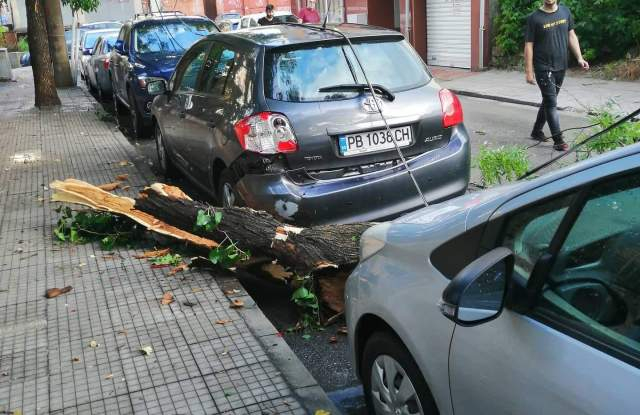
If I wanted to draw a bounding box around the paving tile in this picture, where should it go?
[0,85,312,414]
[204,361,293,413]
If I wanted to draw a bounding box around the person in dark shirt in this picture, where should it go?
[525,0,589,151]
[258,4,278,26]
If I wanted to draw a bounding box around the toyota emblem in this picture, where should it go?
[362,96,383,113]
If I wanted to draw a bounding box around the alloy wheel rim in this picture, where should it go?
[222,183,235,207]
[370,355,423,415]
[156,127,167,172]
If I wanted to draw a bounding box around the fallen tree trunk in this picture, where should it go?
[136,186,373,275]
[51,179,376,314]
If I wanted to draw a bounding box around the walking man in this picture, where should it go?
[525,0,589,151]
[258,4,278,26]
[298,0,320,24]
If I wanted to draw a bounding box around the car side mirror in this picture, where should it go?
[83,48,92,56]
[439,247,513,327]
[147,79,167,96]
[114,40,124,54]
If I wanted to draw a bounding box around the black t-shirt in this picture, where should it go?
[258,16,279,26]
[525,6,574,71]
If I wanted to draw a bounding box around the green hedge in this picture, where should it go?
[494,0,640,63]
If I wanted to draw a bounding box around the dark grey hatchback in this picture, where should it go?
[150,24,470,225]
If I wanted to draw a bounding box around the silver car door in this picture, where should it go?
[449,154,640,415]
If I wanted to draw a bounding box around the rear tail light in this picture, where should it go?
[103,58,109,70]
[234,112,298,154]
[439,89,463,128]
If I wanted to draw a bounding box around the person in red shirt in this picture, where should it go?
[298,0,320,23]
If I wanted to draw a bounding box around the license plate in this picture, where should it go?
[338,126,412,157]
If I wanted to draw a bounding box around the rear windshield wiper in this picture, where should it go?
[318,83,395,102]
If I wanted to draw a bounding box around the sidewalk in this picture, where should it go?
[0,69,338,414]
[432,67,640,116]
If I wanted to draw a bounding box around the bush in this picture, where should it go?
[575,106,640,158]
[476,145,530,187]
[494,0,640,63]
[17,36,28,52]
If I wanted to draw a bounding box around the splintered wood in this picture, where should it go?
[50,179,218,249]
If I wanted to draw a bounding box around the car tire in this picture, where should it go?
[218,168,245,208]
[154,123,178,178]
[362,331,438,415]
[127,88,146,139]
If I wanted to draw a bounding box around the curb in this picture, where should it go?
[219,275,342,415]
[451,89,571,112]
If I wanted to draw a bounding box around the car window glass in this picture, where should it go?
[540,172,640,358]
[117,26,126,42]
[201,44,236,96]
[133,20,216,54]
[176,42,210,93]
[502,194,575,281]
[123,26,131,51]
[264,39,430,102]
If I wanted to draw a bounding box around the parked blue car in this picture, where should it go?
[109,13,218,138]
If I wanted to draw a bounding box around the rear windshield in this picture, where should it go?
[133,20,217,54]
[264,39,430,102]
[83,32,112,49]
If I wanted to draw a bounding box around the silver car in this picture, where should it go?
[347,142,640,414]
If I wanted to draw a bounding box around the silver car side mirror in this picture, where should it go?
[439,247,513,327]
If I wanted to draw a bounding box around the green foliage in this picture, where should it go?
[17,37,29,52]
[575,106,640,158]
[208,243,249,269]
[290,275,321,331]
[150,253,183,266]
[476,145,530,186]
[54,207,140,248]
[494,0,640,63]
[195,209,222,233]
[62,0,100,13]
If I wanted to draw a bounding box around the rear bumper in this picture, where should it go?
[236,124,471,225]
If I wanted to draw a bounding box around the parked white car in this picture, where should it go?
[347,141,640,414]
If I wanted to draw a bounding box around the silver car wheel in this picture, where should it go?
[371,355,424,415]
[222,182,236,207]
[156,126,167,172]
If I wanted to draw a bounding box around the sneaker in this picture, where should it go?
[553,141,569,151]
[530,130,549,141]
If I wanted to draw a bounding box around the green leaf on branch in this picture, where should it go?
[62,0,100,13]
[150,254,183,267]
[195,209,223,232]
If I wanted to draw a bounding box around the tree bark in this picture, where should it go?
[26,0,61,107]
[43,0,74,87]
[135,187,374,275]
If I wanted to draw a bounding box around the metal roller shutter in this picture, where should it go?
[426,0,471,69]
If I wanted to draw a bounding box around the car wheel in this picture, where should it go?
[362,332,438,415]
[127,88,146,139]
[218,168,245,208]
[154,123,178,178]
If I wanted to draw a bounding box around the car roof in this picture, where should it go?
[210,23,403,47]
[81,21,122,27]
[130,15,211,25]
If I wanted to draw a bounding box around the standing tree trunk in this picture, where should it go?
[26,0,61,107]
[43,0,74,87]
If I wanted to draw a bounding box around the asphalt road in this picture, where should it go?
[106,93,591,414]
